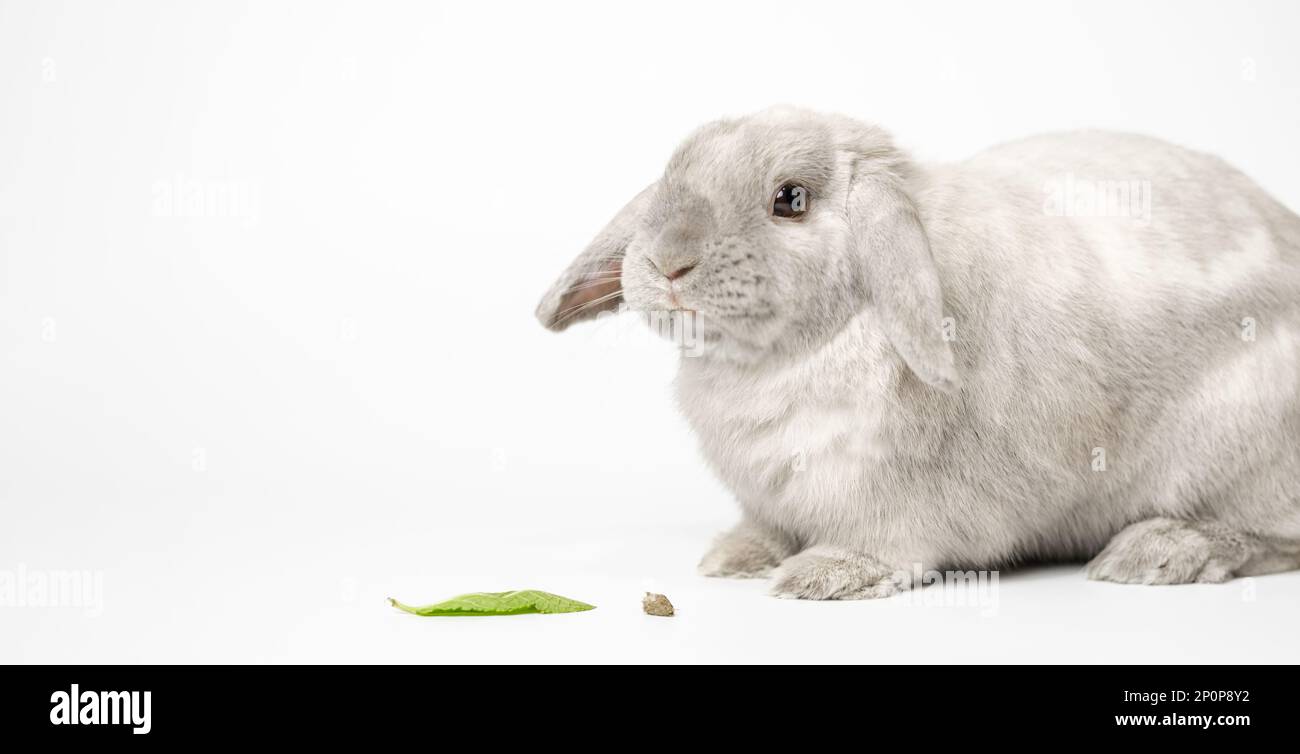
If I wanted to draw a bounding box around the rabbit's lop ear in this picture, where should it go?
[536,183,656,331]
[848,165,961,392]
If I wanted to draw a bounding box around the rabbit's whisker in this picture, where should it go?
[554,289,624,325]
[569,277,624,292]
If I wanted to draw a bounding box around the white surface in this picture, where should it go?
[3,0,1300,664]
[6,519,1300,664]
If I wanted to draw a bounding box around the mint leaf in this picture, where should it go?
[388,590,596,616]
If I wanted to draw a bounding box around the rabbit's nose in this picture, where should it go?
[665,262,696,281]
[651,256,698,282]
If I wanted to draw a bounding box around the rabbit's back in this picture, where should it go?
[929,130,1300,273]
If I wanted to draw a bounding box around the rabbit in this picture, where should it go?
[536,106,1300,599]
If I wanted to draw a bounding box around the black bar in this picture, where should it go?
[0,665,1289,742]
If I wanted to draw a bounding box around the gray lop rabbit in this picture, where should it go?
[537,106,1300,599]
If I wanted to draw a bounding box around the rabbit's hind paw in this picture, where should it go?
[1087,517,1258,585]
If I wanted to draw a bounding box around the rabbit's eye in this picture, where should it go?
[772,183,809,219]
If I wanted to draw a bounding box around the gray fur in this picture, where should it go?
[538,107,1300,599]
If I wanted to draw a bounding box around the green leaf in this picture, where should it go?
[387,590,596,616]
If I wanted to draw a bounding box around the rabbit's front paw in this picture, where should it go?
[770,546,910,600]
[698,520,795,578]
[1087,517,1255,585]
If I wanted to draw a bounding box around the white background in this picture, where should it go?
[3,0,1299,663]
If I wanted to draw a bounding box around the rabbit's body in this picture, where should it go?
[540,109,1300,598]
[685,131,1300,586]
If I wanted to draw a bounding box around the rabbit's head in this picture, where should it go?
[537,107,959,390]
